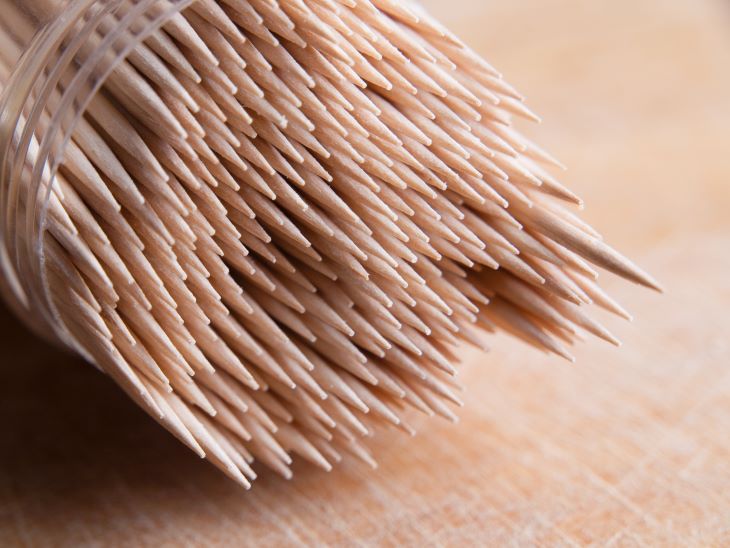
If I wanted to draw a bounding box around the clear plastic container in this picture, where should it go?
[0,0,192,356]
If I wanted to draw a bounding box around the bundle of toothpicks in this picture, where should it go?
[0,0,660,487]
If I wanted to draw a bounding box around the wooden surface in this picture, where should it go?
[2,0,730,545]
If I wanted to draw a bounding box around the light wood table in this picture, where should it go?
[1,0,729,545]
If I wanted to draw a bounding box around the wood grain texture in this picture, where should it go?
[1,0,729,545]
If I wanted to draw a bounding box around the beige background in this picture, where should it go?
[1,0,730,545]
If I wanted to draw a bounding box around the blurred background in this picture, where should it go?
[1,0,729,544]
